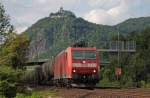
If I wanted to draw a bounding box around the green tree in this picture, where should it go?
[0,3,13,44]
[0,34,29,69]
[0,3,29,98]
[0,33,29,98]
[130,28,150,86]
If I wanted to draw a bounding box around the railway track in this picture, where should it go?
[56,88,150,98]
[20,85,150,98]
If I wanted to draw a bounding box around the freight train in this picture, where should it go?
[23,46,100,87]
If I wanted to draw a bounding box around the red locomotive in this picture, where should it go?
[53,47,100,87]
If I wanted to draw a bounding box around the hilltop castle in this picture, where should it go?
[49,7,75,18]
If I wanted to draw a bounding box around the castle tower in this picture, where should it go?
[59,7,64,13]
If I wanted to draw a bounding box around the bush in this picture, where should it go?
[0,80,16,98]
[137,80,150,88]
[0,66,22,98]
[145,82,150,88]
[139,80,146,88]
[121,77,134,88]
[97,67,120,87]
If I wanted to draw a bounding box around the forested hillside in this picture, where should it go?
[24,8,150,60]
[116,17,150,34]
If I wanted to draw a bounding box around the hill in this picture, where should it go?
[24,8,150,60]
[116,17,150,34]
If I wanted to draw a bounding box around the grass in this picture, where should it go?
[15,88,56,98]
[0,95,5,98]
[96,79,120,88]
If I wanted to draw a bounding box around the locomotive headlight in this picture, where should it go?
[93,69,96,73]
[73,69,76,73]
[83,61,86,64]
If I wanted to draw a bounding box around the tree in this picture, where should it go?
[0,34,29,69]
[0,3,29,98]
[0,33,29,98]
[0,3,13,44]
[135,28,150,82]
[126,27,150,87]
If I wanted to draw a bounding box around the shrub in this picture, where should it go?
[0,66,22,98]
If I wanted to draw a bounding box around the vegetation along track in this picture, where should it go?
[56,88,150,98]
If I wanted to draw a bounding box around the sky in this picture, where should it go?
[1,0,150,34]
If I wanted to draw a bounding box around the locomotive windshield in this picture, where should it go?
[72,50,96,59]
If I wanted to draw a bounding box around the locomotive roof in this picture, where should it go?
[70,47,97,51]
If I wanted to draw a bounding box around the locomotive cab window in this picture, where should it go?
[72,50,96,59]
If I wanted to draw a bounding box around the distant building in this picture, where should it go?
[49,7,75,18]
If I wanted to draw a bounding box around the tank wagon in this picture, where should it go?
[24,47,100,87]
[23,60,53,85]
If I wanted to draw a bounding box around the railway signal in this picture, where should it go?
[115,67,122,81]
[115,67,122,76]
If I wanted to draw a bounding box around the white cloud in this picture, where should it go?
[84,9,115,25]
[84,0,125,25]
[84,0,150,25]
[15,27,28,34]
[88,0,121,10]
[37,0,47,4]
